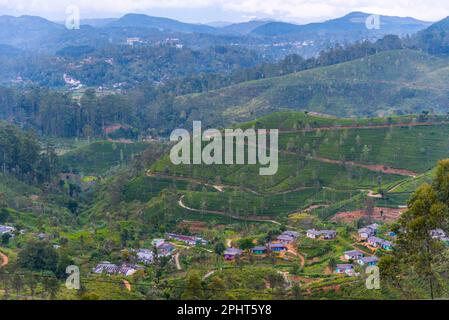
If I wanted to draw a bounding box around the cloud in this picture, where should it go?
[0,0,448,22]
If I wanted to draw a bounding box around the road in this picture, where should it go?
[179,195,298,229]
[312,156,418,177]
[174,253,182,271]
[123,280,132,292]
[0,251,8,268]
[203,270,216,280]
[148,171,314,197]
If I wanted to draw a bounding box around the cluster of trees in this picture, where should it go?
[413,17,449,54]
[0,242,73,300]
[0,122,57,183]
[380,160,449,299]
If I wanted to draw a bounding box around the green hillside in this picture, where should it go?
[173,50,449,127]
[121,112,447,221]
[60,140,152,175]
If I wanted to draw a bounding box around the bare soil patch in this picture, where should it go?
[332,207,406,223]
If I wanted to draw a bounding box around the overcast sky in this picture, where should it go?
[0,0,448,24]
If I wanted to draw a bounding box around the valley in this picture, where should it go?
[0,6,448,301]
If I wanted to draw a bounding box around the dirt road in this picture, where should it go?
[174,253,182,271]
[179,195,298,229]
[311,157,418,177]
[0,251,8,268]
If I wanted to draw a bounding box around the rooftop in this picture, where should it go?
[224,248,243,255]
[359,256,379,263]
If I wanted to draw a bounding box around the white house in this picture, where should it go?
[368,236,393,251]
[306,229,336,240]
[336,264,354,274]
[136,249,154,265]
[306,229,321,239]
[358,227,375,240]
[277,234,295,244]
[430,229,446,239]
[321,230,337,240]
[282,231,300,239]
[358,256,379,266]
[0,225,15,235]
[344,250,364,261]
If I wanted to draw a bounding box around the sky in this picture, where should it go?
[0,0,448,24]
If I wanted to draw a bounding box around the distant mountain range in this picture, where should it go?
[250,12,432,38]
[106,13,217,34]
[0,11,442,58]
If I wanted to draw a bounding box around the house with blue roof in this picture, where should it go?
[358,256,379,266]
[269,243,288,252]
[252,246,268,255]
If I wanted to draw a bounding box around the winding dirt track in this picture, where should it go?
[179,195,280,224]
[147,172,314,196]
[0,251,8,268]
[174,253,182,271]
[312,157,418,177]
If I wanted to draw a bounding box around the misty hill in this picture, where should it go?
[251,12,431,39]
[0,15,64,51]
[106,13,217,34]
[219,20,274,35]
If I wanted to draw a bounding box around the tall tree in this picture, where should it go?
[381,160,449,299]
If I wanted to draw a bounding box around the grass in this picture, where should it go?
[278,124,449,173]
[60,140,151,175]
[182,188,353,217]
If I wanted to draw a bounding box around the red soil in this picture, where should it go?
[332,207,406,223]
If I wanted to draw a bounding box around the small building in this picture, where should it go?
[0,225,15,235]
[150,239,175,256]
[117,264,143,277]
[166,233,208,246]
[269,243,288,252]
[306,229,321,239]
[93,262,142,276]
[136,249,154,265]
[336,264,354,274]
[381,240,393,251]
[321,230,337,240]
[430,229,447,239]
[277,234,295,244]
[252,246,268,255]
[368,236,393,251]
[358,227,375,240]
[344,250,364,261]
[158,242,175,256]
[93,262,118,275]
[367,236,384,248]
[37,233,48,240]
[307,229,336,240]
[152,239,166,247]
[358,256,379,266]
[366,224,380,232]
[282,231,300,239]
[224,248,243,261]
